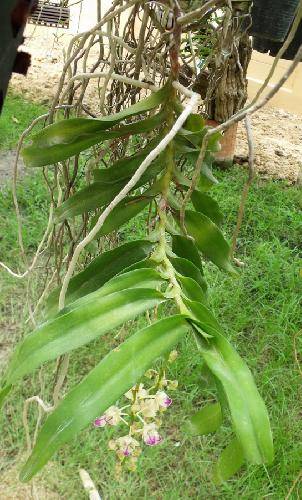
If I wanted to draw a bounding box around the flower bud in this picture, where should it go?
[167,379,178,390]
[168,350,178,363]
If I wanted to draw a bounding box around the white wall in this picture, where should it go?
[247,51,302,115]
[69,0,112,34]
[70,0,96,34]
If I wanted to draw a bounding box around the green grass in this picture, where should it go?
[0,93,46,149]
[0,96,301,498]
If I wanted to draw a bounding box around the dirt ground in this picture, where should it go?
[0,460,63,499]
[236,108,302,182]
[0,151,24,184]
[7,25,302,183]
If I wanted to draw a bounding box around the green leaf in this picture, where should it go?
[190,301,274,464]
[180,210,235,274]
[170,256,207,292]
[177,120,221,151]
[3,288,164,388]
[64,268,164,314]
[184,402,222,436]
[22,87,169,167]
[177,129,204,149]
[182,127,221,154]
[56,181,125,221]
[173,164,218,194]
[90,195,153,239]
[95,156,164,189]
[199,158,219,191]
[184,298,222,338]
[23,118,157,169]
[177,275,207,303]
[179,118,221,152]
[46,240,153,315]
[119,258,158,274]
[20,315,188,482]
[174,134,199,153]
[57,170,162,222]
[172,235,204,275]
[206,130,222,153]
[191,191,223,226]
[184,114,205,132]
[178,150,218,192]
[93,138,161,184]
[213,437,245,483]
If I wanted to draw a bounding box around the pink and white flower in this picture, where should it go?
[125,383,148,401]
[155,391,172,408]
[142,423,162,446]
[104,405,123,426]
[94,415,107,427]
[94,405,123,427]
[140,398,158,418]
[109,435,141,457]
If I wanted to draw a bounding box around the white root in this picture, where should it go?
[79,468,102,500]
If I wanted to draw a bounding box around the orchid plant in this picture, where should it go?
[0,80,273,484]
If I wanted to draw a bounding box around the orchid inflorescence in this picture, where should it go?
[93,350,178,471]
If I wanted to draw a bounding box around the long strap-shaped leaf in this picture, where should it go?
[3,287,164,389]
[22,87,169,167]
[46,240,154,315]
[172,235,204,275]
[92,138,161,184]
[170,257,207,292]
[191,191,223,226]
[184,402,223,436]
[90,195,153,241]
[19,315,188,482]
[94,158,164,193]
[56,180,125,220]
[22,113,164,168]
[55,180,126,221]
[56,156,164,221]
[177,275,207,303]
[213,437,245,483]
[63,268,164,314]
[187,301,274,464]
[183,298,222,338]
[177,210,235,274]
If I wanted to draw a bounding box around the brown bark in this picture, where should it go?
[206,33,252,122]
[205,32,252,164]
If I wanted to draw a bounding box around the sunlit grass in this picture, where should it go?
[0,93,46,150]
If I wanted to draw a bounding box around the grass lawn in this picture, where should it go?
[0,93,47,150]
[0,94,301,499]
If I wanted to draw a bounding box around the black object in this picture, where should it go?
[253,20,302,60]
[250,0,299,42]
[0,0,36,113]
[29,1,69,29]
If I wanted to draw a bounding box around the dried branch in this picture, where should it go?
[177,0,225,26]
